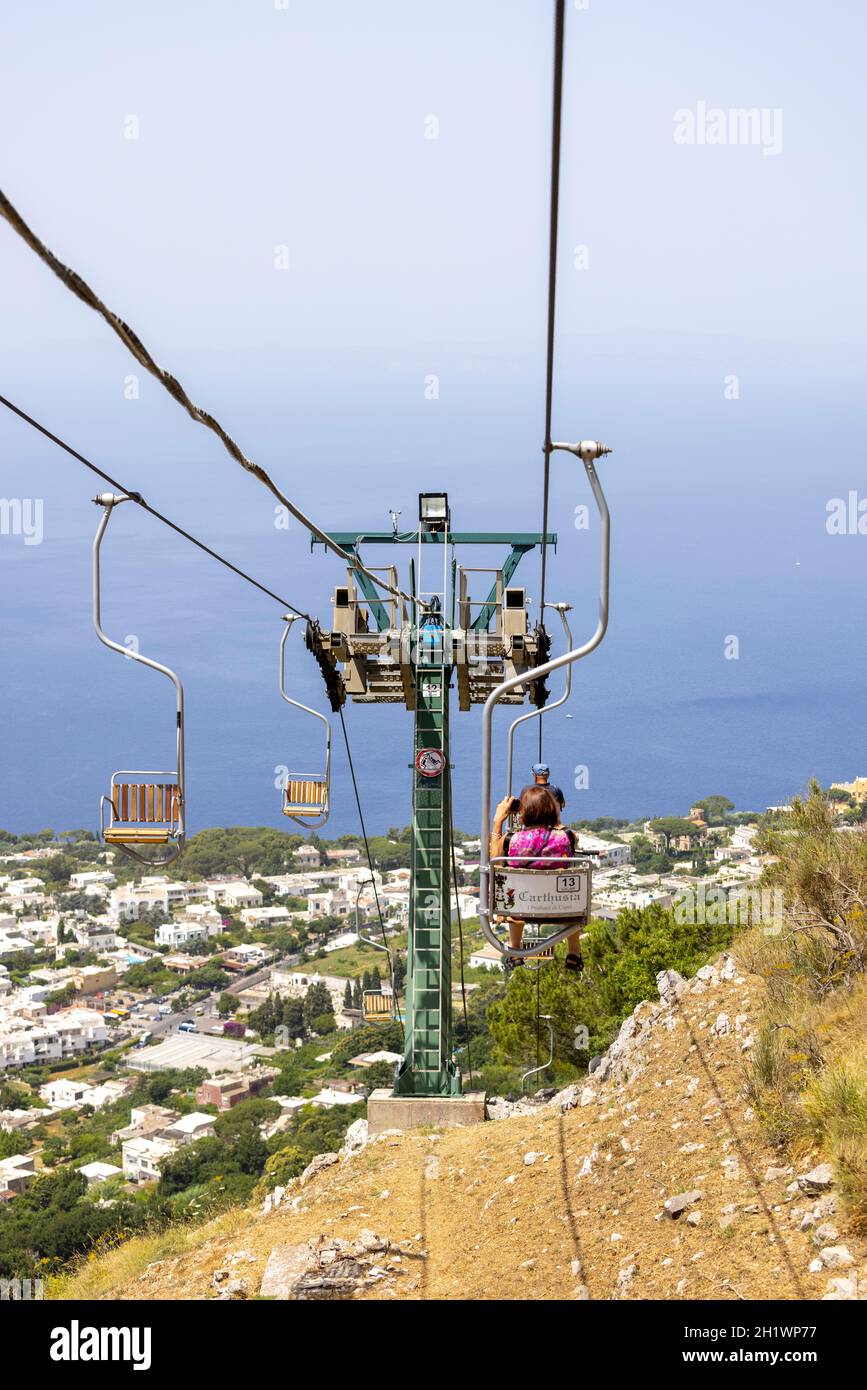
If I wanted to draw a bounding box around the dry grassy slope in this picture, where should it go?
[63,951,866,1302]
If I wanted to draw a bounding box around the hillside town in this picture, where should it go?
[2,782,865,1210]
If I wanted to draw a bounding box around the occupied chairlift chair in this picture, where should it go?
[279,615,331,827]
[503,601,580,969]
[478,442,613,961]
[92,494,185,866]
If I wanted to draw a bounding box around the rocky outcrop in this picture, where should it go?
[259,1232,423,1300]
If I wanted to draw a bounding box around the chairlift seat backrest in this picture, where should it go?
[282,778,328,817]
[362,990,393,1023]
[491,856,592,924]
[103,778,181,846]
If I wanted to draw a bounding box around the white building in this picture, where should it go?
[295,845,321,868]
[468,943,504,972]
[155,919,222,949]
[108,884,170,924]
[270,969,353,1026]
[239,905,291,929]
[122,1136,178,1182]
[78,1160,123,1186]
[161,1112,216,1145]
[323,930,360,954]
[0,1152,37,1194]
[576,832,631,868]
[13,916,59,946]
[0,1007,108,1070]
[69,870,116,890]
[4,877,45,898]
[39,1078,93,1109]
[72,922,117,951]
[337,870,384,895]
[206,881,263,910]
[224,942,273,967]
[310,1087,364,1109]
[0,932,34,957]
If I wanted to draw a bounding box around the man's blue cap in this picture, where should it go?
[531,763,550,776]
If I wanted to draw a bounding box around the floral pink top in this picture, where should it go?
[506,827,574,869]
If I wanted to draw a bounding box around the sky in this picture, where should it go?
[1,0,866,838]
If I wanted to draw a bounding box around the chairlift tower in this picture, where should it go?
[309,494,557,1103]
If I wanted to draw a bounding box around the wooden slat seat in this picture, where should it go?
[282,778,328,819]
[104,827,172,844]
[106,782,180,843]
[363,991,393,1023]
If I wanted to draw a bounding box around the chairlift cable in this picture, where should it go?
[336,704,404,1047]
[0,393,311,621]
[0,187,416,612]
[538,0,566,760]
[446,764,472,1083]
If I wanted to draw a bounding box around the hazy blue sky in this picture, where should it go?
[2,1,866,836]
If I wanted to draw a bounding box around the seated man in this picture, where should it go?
[527,761,565,812]
[490,783,583,974]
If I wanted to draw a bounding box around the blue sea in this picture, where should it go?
[3,336,867,842]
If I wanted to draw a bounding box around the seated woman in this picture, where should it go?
[489,784,584,973]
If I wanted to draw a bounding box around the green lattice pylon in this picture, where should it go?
[394,651,461,1096]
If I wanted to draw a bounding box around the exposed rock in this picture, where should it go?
[813,1194,838,1220]
[712,1013,730,1036]
[686,1212,702,1227]
[822,1276,861,1301]
[339,1119,369,1158]
[488,1095,541,1121]
[356,1229,389,1254]
[260,1243,315,1299]
[816,1246,854,1270]
[663,1190,704,1219]
[259,1233,395,1300]
[553,1084,581,1114]
[656,969,687,1004]
[797,1163,834,1195]
[217,1278,248,1300]
[300,1152,340,1187]
[813,1223,840,1247]
[764,1166,793,1183]
[695,965,720,986]
[580,1086,597,1107]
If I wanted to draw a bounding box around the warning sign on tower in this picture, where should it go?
[415,748,445,778]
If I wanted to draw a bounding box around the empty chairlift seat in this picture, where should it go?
[282,776,328,820]
[102,776,182,846]
[278,614,332,828]
[91,493,186,867]
[363,990,394,1024]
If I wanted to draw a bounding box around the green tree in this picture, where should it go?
[303,982,334,1034]
[694,795,735,825]
[261,1145,306,1189]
